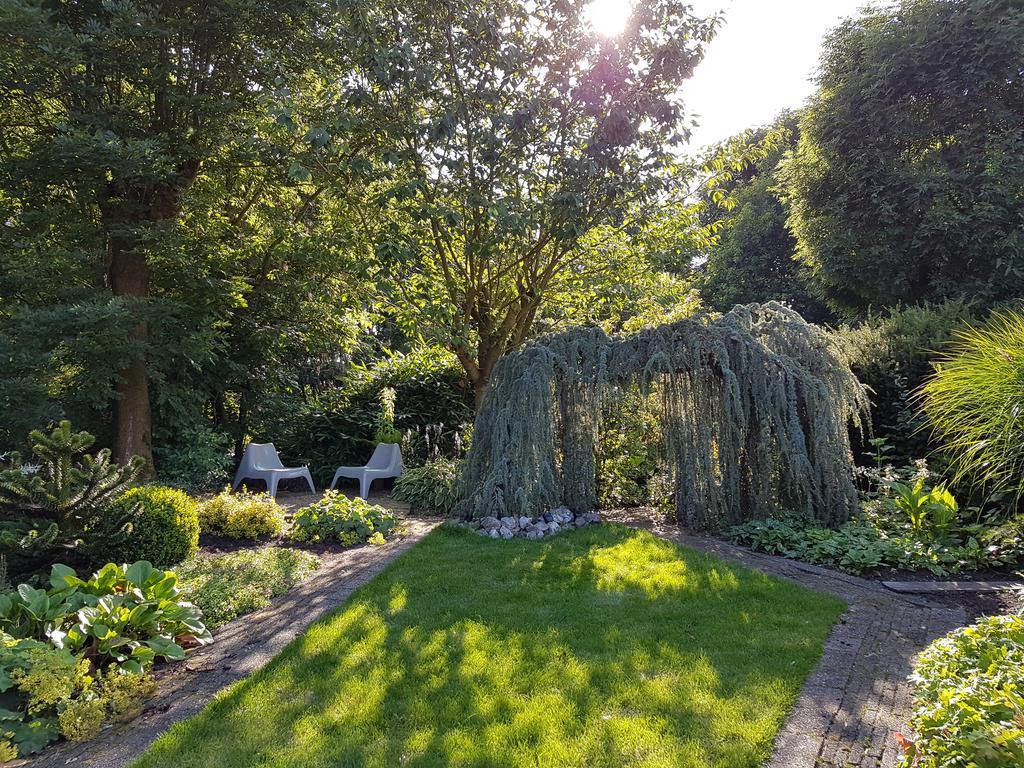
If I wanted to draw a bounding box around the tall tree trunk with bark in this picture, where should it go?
[108,236,153,471]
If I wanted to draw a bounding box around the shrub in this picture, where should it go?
[108,486,200,567]
[290,492,398,545]
[392,459,462,515]
[900,614,1024,767]
[0,421,145,577]
[198,488,286,539]
[836,300,975,461]
[921,306,1024,502]
[176,547,320,628]
[271,347,474,481]
[0,560,197,756]
[153,423,233,493]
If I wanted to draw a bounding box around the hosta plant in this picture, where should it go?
[392,459,462,515]
[0,561,212,674]
[290,492,398,546]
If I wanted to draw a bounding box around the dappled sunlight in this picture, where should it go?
[588,536,696,597]
[135,526,845,768]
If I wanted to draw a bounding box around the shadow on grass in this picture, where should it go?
[133,524,845,768]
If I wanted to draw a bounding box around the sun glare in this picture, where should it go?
[586,0,632,37]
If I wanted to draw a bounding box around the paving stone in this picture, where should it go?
[882,580,1022,593]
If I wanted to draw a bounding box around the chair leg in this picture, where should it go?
[360,475,372,499]
[268,475,279,499]
[329,471,339,490]
[302,468,316,493]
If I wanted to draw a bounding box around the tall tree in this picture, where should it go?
[0,0,336,468]
[696,115,830,322]
[780,0,1024,315]
[345,0,719,403]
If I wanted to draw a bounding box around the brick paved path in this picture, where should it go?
[605,510,966,768]
[29,517,439,768]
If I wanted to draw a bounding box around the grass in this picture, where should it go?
[176,547,321,628]
[134,524,845,768]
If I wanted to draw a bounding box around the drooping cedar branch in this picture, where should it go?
[459,303,868,528]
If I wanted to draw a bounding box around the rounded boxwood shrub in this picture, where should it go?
[110,486,200,567]
[198,488,286,539]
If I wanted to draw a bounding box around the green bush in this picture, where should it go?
[109,486,200,567]
[271,347,474,481]
[153,423,233,493]
[198,488,286,539]
[392,459,462,515]
[596,386,664,508]
[0,561,207,755]
[921,306,1024,502]
[836,300,975,461]
[176,547,320,628]
[290,492,398,546]
[900,614,1024,767]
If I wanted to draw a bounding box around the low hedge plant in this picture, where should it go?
[198,488,286,539]
[109,485,200,567]
[289,492,398,546]
[900,613,1024,767]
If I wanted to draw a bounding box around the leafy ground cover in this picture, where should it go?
[134,524,844,768]
[176,547,321,629]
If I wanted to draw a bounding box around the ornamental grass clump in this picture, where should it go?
[921,306,1024,500]
[392,459,462,515]
[460,303,869,528]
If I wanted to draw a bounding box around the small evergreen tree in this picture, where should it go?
[0,422,144,576]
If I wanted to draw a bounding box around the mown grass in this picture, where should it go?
[133,524,844,768]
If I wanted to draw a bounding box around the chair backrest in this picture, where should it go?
[244,443,284,470]
[366,442,402,471]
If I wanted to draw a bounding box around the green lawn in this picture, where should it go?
[133,524,845,768]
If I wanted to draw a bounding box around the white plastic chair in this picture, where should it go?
[232,443,315,499]
[329,443,403,498]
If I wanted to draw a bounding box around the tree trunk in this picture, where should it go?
[471,343,501,408]
[109,239,154,474]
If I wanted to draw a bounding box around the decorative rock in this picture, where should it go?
[466,509,600,540]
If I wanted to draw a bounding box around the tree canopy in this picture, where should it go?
[781,0,1024,315]
[347,0,719,401]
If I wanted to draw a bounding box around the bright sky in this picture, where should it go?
[682,0,867,151]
